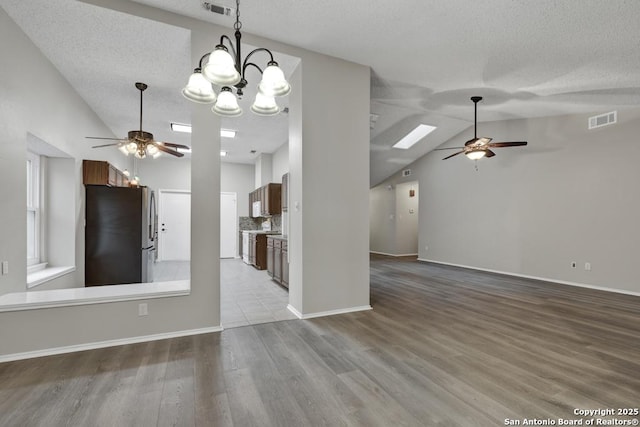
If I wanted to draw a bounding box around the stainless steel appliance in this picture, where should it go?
[85,186,157,286]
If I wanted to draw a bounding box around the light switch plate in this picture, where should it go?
[1,261,8,275]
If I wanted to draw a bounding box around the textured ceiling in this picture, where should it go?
[3,0,640,185]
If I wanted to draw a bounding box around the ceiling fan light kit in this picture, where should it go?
[435,96,527,161]
[182,0,291,117]
[86,82,191,159]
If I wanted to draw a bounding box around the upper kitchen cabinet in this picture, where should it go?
[83,160,130,187]
[249,183,282,217]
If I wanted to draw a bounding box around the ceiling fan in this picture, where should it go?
[435,96,527,160]
[86,82,190,159]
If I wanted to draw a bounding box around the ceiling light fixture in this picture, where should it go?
[171,123,192,133]
[182,0,291,117]
[465,149,486,160]
[220,129,236,138]
[170,123,237,139]
[393,124,437,149]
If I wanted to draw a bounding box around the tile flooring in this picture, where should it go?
[154,258,296,329]
[220,258,297,328]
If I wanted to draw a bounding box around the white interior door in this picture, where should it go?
[158,190,191,261]
[220,192,237,258]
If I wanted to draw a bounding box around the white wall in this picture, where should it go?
[395,182,419,255]
[415,108,640,294]
[271,142,289,183]
[369,180,419,256]
[369,185,396,254]
[221,162,254,217]
[136,157,191,191]
[0,7,130,296]
[254,153,272,187]
[0,4,220,357]
[288,48,371,316]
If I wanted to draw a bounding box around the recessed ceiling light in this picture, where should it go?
[170,122,192,133]
[221,129,236,138]
[220,150,228,157]
[171,123,237,139]
[393,124,437,149]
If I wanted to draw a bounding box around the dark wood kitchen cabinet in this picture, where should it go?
[267,236,288,289]
[249,183,282,217]
[267,237,274,275]
[281,240,288,288]
[250,233,268,270]
[83,160,130,187]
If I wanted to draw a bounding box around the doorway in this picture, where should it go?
[158,190,191,261]
[220,192,237,258]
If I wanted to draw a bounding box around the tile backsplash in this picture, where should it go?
[239,215,282,232]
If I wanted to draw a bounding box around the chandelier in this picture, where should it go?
[181,0,291,117]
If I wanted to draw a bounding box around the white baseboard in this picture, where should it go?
[370,251,418,257]
[418,258,640,297]
[287,304,372,320]
[0,325,223,363]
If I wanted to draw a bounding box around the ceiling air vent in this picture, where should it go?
[402,169,411,177]
[588,111,617,130]
[202,2,234,16]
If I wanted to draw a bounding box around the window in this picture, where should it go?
[26,151,41,266]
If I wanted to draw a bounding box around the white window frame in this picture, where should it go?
[26,151,42,267]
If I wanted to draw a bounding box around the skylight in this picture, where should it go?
[392,124,437,149]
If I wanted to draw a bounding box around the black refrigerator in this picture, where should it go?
[85,186,157,286]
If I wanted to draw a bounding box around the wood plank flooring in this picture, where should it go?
[1,254,638,426]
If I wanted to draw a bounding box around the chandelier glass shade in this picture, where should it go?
[182,0,290,117]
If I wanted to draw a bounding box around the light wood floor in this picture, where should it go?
[1,255,638,426]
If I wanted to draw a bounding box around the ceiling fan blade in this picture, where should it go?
[91,143,121,148]
[154,143,184,157]
[485,149,496,158]
[158,142,191,150]
[86,136,123,141]
[442,150,466,160]
[488,141,528,148]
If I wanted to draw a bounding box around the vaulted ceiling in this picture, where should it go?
[3,0,640,185]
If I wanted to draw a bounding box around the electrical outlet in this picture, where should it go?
[138,303,148,316]
[571,261,577,268]
[585,262,591,271]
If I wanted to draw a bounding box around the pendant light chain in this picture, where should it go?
[234,0,242,30]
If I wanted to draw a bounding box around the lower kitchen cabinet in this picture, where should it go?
[267,236,288,288]
[282,243,288,288]
[252,234,268,270]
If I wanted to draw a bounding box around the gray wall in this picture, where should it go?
[415,108,640,294]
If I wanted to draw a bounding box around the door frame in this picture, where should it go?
[157,189,191,261]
